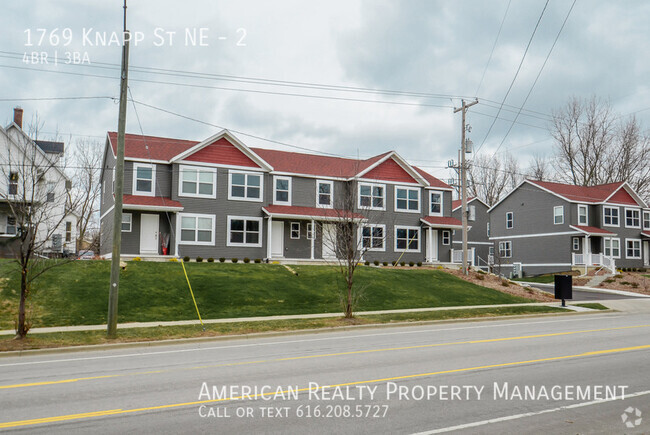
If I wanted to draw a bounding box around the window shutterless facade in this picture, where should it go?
[625,208,641,228]
[179,213,215,245]
[65,221,72,242]
[603,206,619,227]
[229,171,263,201]
[227,216,262,247]
[442,230,450,245]
[273,176,292,205]
[429,191,443,216]
[395,186,419,212]
[604,238,621,258]
[553,206,564,225]
[572,237,580,251]
[316,180,333,208]
[626,239,641,259]
[306,223,314,240]
[644,211,650,230]
[8,172,18,195]
[359,183,385,210]
[46,181,55,203]
[133,163,155,196]
[468,205,476,221]
[498,241,512,258]
[179,165,216,198]
[290,222,300,239]
[506,212,514,229]
[486,222,490,237]
[394,226,420,252]
[361,224,385,251]
[578,204,588,225]
[121,213,132,232]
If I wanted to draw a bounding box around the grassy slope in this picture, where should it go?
[0,260,532,328]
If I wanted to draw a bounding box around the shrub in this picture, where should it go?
[373,260,380,266]
[383,261,388,266]
[620,281,631,286]
[417,262,422,267]
[254,258,262,263]
[132,257,142,261]
[183,256,190,262]
[219,257,226,263]
[196,256,203,263]
[400,261,405,267]
[475,274,485,280]
[207,257,214,263]
[231,258,238,263]
[477,269,486,274]
[243,257,251,263]
[409,261,414,267]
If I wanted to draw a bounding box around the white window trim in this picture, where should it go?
[228,170,264,202]
[394,225,421,253]
[428,190,444,217]
[441,230,450,245]
[498,241,512,258]
[121,212,132,233]
[553,206,564,225]
[306,223,314,240]
[468,205,476,222]
[643,210,650,230]
[178,165,217,199]
[359,224,386,252]
[358,182,386,211]
[316,180,334,209]
[132,163,156,197]
[290,222,300,239]
[178,213,216,246]
[578,204,588,226]
[625,238,642,259]
[506,212,514,229]
[273,176,292,206]
[394,186,420,213]
[624,207,641,229]
[572,237,580,251]
[486,222,490,237]
[227,216,263,247]
[3,214,17,236]
[604,237,621,259]
[603,206,619,227]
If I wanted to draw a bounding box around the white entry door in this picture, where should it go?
[427,229,438,262]
[140,214,159,254]
[644,241,649,267]
[322,223,337,259]
[271,221,284,257]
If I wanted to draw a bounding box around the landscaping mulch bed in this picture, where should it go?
[445,268,555,302]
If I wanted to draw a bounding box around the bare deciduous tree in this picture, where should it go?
[526,153,554,181]
[467,153,521,206]
[70,138,103,252]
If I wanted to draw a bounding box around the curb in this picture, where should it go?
[0,309,609,358]
[522,282,650,298]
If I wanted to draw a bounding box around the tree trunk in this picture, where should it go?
[16,266,29,339]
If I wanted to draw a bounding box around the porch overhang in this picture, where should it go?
[122,194,184,212]
[420,216,463,230]
[569,225,616,237]
[641,231,650,239]
[262,205,367,222]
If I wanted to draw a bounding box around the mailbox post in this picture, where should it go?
[554,275,573,307]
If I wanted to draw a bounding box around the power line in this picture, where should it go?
[474,0,550,155]
[475,0,512,96]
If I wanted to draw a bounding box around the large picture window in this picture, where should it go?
[361,224,385,251]
[395,226,420,252]
[229,171,262,201]
[179,213,215,245]
[180,166,216,198]
[359,183,385,210]
[133,163,155,196]
[395,187,419,212]
[227,216,262,247]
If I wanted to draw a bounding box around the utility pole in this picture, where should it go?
[108,0,130,338]
[453,99,478,275]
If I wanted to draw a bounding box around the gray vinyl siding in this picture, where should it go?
[99,207,114,255]
[100,143,116,217]
[452,200,490,264]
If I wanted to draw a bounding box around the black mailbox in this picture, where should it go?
[554,275,572,306]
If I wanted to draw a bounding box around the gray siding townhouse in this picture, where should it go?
[99,130,463,264]
[451,197,491,268]
[488,179,650,276]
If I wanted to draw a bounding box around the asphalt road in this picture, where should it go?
[1,312,649,434]
[526,282,644,301]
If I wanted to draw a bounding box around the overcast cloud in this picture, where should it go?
[0,0,648,180]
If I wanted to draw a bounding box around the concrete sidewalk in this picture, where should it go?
[0,302,595,336]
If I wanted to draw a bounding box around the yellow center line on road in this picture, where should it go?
[2,343,650,429]
[1,324,649,390]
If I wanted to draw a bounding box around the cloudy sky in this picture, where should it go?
[0,0,648,180]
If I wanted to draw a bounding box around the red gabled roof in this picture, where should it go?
[413,167,452,189]
[262,205,365,220]
[123,194,183,209]
[420,216,463,228]
[362,157,418,183]
[570,225,616,236]
[186,137,260,168]
[451,197,476,211]
[641,231,650,238]
[108,132,197,161]
[527,180,635,204]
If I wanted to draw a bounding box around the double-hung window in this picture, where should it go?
[179,166,216,198]
[290,222,300,239]
[227,216,262,247]
[625,208,641,228]
[626,239,641,259]
[229,171,262,201]
[361,224,385,251]
[498,241,512,258]
[65,222,72,242]
[468,205,476,221]
[395,187,419,212]
[359,183,385,210]
[604,238,621,258]
[121,213,132,232]
[8,172,18,195]
[179,214,215,245]
[506,212,514,229]
[395,226,420,252]
[603,206,619,226]
[133,163,155,196]
[306,223,314,240]
[572,237,580,251]
[46,181,55,203]
[578,205,588,225]
[644,211,650,230]
[274,176,291,205]
[316,180,333,208]
[6,216,17,235]
[442,230,450,245]
[429,191,443,216]
[553,206,564,225]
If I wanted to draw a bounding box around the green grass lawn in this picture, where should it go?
[0,260,534,329]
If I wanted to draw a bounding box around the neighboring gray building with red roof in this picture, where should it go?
[99,130,462,264]
[487,179,650,276]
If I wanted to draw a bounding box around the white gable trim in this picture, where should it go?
[354,152,429,186]
[452,196,490,212]
[603,182,648,209]
[486,179,528,213]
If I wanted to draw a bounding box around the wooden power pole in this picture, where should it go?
[108,1,130,338]
[454,99,478,275]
